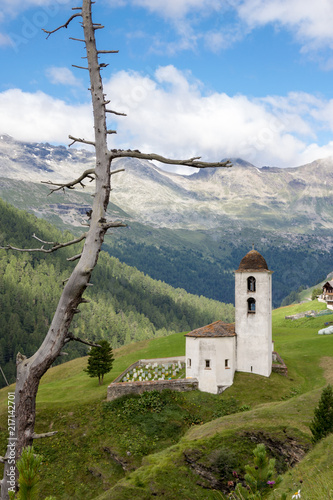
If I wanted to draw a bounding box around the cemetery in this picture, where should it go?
[106,356,199,401]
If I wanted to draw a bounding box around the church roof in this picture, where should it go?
[185,320,236,338]
[237,249,269,272]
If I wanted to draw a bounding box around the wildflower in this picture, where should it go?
[227,481,234,487]
[232,471,238,478]
[267,480,275,487]
[292,490,301,499]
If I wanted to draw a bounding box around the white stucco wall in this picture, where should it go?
[235,270,272,377]
[185,336,236,394]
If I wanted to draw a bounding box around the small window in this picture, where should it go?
[187,358,191,368]
[247,276,256,292]
[247,297,256,313]
[225,359,229,368]
[205,359,211,369]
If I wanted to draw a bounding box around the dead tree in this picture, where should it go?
[0,1,231,498]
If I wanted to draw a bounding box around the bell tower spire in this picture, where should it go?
[235,249,273,377]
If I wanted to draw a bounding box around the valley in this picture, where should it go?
[0,135,333,308]
[0,136,333,499]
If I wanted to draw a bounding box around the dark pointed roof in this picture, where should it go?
[237,249,269,272]
[185,320,236,338]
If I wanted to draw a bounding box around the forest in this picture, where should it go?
[0,199,234,387]
[104,231,332,308]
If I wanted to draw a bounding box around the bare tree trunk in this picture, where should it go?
[0,1,231,497]
[1,2,110,498]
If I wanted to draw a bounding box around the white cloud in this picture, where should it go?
[122,0,223,20]
[0,33,12,47]
[0,0,74,17]
[111,0,333,58]
[46,66,82,87]
[1,67,333,169]
[0,88,92,144]
[103,66,333,168]
[236,0,333,50]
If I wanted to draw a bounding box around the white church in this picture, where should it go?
[185,248,273,394]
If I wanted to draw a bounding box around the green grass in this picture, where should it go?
[0,301,332,499]
[268,434,333,500]
[0,331,186,411]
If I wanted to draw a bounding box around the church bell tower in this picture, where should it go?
[235,248,272,377]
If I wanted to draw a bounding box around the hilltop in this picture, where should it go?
[0,300,332,499]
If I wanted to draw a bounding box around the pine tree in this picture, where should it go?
[233,443,281,499]
[309,384,333,443]
[84,340,114,385]
[9,446,56,500]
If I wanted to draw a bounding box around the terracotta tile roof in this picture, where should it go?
[237,249,269,272]
[185,320,236,338]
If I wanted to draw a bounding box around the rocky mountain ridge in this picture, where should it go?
[1,134,332,234]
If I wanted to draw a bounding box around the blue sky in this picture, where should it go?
[1,0,333,171]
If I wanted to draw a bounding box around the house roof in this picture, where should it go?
[185,320,236,338]
[236,249,270,272]
[323,280,333,289]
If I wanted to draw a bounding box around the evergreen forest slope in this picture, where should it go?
[0,199,233,386]
[0,301,332,499]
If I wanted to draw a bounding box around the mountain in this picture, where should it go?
[1,134,333,233]
[1,135,332,308]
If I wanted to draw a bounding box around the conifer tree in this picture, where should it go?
[309,384,333,443]
[84,340,114,385]
[9,446,55,500]
[233,443,281,499]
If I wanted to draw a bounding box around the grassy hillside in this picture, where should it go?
[0,300,332,499]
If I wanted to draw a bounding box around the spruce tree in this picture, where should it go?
[309,384,333,443]
[84,340,114,385]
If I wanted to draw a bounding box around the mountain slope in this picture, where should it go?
[1,135,333,308]
[1,134,333,232]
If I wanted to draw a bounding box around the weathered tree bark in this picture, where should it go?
[0,1,231,498]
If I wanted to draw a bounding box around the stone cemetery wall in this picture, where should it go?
[272,351,288,376]
[107,356,199,401]
[107,378,198,401]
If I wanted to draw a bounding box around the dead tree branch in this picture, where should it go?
[101,221,127,230]
[64,335,101,348]
[41,168,96,193]
[68,135,95,147]
[97,50,119,54]
[69,37,85,42]
[72,64,89,70]
[42,13,82,39]
[110,149,232,169]
[105,108,127,116]
[0,234,86,254]
[67,253,82,262]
